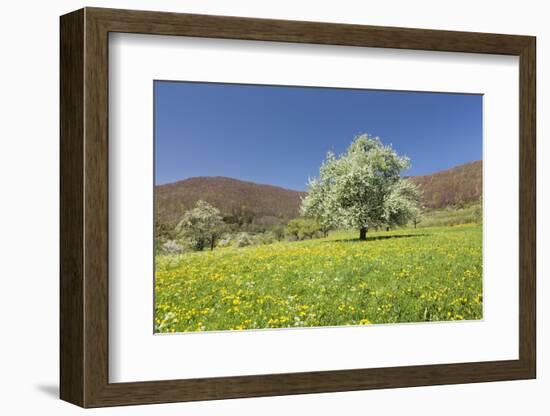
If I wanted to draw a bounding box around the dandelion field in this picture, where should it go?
[155,224,482,333]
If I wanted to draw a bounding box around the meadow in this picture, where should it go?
[155,223,482,333]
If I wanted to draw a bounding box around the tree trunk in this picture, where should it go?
[210,235,215,251]
[359,227,367,241]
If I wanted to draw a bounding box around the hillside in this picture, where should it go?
[409,160,482,209]
[155,176,304,227]
[155,161,482,227]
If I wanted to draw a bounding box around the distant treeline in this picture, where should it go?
[155,176,303,230]
[155,200,328,255]
[156,198,481,256]
[410,160,481,210]
[155,161,482,234]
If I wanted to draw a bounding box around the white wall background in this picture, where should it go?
[0,0,545,414]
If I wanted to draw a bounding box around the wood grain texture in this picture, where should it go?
[83,10,110,406]
[59,8,84,407]
[518,38,536,376]
[59,7,537,408]
[88,7,532,54]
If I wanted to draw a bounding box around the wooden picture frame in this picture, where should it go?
[60,7,536,408]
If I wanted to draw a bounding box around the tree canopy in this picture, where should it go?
[176,200,225,250]
[301,134,420,240]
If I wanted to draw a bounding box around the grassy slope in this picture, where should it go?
[155,224,482,332]
[419,203,481,228]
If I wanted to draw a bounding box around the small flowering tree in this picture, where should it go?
[176,200,225,251]
[382,179,422,229]
[302,134,420,240]
[410,204,423,229]
[300,176,340,237]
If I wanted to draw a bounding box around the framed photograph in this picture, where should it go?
[60,7,536,407]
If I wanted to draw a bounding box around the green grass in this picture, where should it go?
[155,224,482,332]
[419,203,482,228]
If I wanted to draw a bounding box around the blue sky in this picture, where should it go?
[154,81,482,191]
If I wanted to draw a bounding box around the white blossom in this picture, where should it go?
[302,134,420,239]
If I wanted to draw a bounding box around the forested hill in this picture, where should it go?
[155,160,482,226]
[155,176,304,227]
[409,160,482,209]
